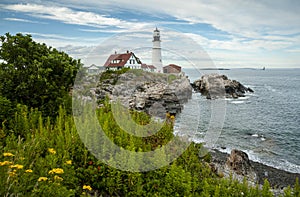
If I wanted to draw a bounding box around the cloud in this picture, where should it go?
[78,29,122,33]
[2,3,151,30]
[95,0,300,37]
[54,0,300,40]
[2,1,299,68]
[4,17,47,24]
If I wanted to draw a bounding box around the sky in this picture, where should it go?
[0,0,300,68]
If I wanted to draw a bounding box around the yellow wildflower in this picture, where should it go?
[25,169,33,173]
[54,175,63,181]
[83,185,92,191]
[38,177,48,182]
[48,168,64,174]
[0,161,13,166]
[3,152,14,157]
[166,112,171,118]
[10,164,24,169]
[65,160,72,165]
[48,148,56,154]
[8,170,17,177]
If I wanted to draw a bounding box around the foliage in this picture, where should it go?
[0,33,82,117]
[99,67,130,85]
[1,103,300,196]
[167,74,178,83]
[0,96,13,124]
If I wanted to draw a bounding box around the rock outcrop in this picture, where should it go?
[191,74,254,99]
[210,149,300,193]
[226,149,254,176]
[209,149,257,185]
[96,70,192,117]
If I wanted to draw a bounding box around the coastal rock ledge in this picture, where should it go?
[191,74,254,99]
[96,70,192,117]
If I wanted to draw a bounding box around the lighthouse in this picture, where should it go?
[152,27,163,72]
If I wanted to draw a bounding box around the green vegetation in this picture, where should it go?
[99,67,130,85]
[0,33,82,119]
[167,74,178,83]
[1,33,300,196]
[1,103,300,196]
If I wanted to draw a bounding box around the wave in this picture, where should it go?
[231,100,245,104]
[264,85,277,92]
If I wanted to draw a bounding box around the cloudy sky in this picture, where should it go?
[1,0,300,68]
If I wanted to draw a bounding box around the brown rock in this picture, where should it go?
[226,149,253,176]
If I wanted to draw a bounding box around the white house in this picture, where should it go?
[103,51,142,70]
[87,64,104,74]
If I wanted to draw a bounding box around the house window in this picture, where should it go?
[132,60,135,64]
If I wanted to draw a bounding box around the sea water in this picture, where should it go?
[175,68,300,173]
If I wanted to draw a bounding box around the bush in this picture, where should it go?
[0,33,82,118]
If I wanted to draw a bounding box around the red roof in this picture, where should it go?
[141,64,156,70]
[104,52,139,67]
[163,64,181,70]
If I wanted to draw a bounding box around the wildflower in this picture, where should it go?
[65,160,72,165]
[0,161,13,166]
[48,148,56,154]
[38,177,48,182]
[3,152,14,157]
[170,115,175,120]
[166,112,170,118]
[10,164,24,169]
[48,168,64,174]
[25,169,33,173]
[54,175,63,181]
[83,185,92,191]
[8,170,17,177]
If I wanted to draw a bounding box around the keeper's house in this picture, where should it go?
[104,51,142,70]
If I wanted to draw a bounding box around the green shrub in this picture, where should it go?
[1,91,300,196]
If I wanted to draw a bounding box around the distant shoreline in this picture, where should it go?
[197,68,230,70]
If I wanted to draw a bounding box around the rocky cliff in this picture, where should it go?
[191,74,254,99]
[95,70,192,118]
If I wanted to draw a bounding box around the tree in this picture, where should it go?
[0,33,82,117]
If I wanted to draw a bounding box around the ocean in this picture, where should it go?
[175,68,300,173]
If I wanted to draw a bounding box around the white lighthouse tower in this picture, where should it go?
[152,27,163,72]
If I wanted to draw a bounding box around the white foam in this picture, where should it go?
[222,148,300,174]
[264,85,277,92]
[231,101,245,104]
[252,133,259,137]
[225,98,233,101]
[238,96,249,100]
